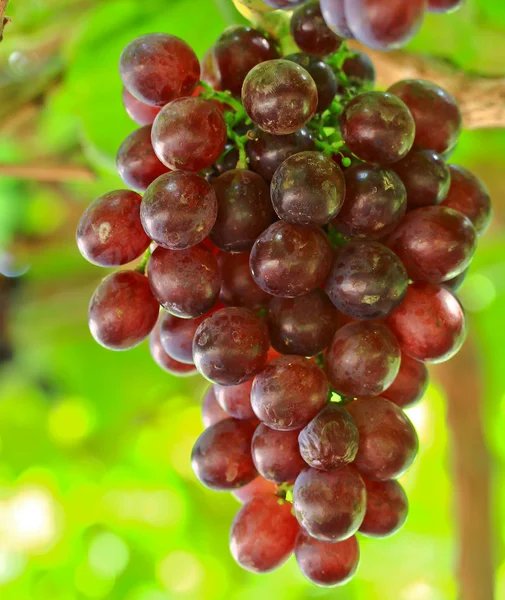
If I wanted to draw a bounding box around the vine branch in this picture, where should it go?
[0,0,10,42]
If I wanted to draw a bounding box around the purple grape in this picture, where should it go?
[122,87,161,126]
[290,1,343,57]
[159,312,207,364]
[360,478,408,537]
[218,251,271,311]
[382,353,429,409]
[214,380,255,420]
[202,386,229,427]
[232,476,278,504]
[252,424,306,483]
[340,50,375,90]
[320,0,355,39]
[149,325,197,377]
[427,0,464,13]
[285,53,339,114]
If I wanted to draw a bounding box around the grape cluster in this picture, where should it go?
[76,1,491,587]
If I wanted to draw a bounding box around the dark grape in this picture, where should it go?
[271,151,345,227]
[209,26,280,97]
[148,244,220,318]
[193,307,270,385]
[388,79,462,155]
[160,312,206,364]
[141,171,217,250]
[293,466,366,542]
[427,0,464,13]
[346,397,419,480]
[122,87,161,126]
[387,206,477,283]
[263,0,306,8]
[386,282,466,363]
[214,380,255,420]
[77,190,150,267]
[443,267,468,292]
[333,163,407,240]
[325,241,409,320]
[441,165,492,235]
[152,98,227,172]
[230,495,299,573]
[360,478,408,537]
[218,251,270,310]
[325,322,401,398]
[119,34,200,106]
[191,418,257,490]
[242,60,318,135]
[245,127,315,182]
[116,126,169,192]
[202,386,229,427]
[252,424,306,483]
[88,271,159,351]
[232,476,278,504]
[291,1,343,57]
[267,289,340,357]
[392,149,451,208]
[210,170,275,252]
[320,0,354,39]
[340,91,415,164]
[382,353,428,409]
[250,221,333,297]
[251,356,328,431]
[150,325,197,377]
[340,50,376,90]
[295,530,360,587]
[285,53,338,113]
[298,404,359,471]
[344,0,425,50]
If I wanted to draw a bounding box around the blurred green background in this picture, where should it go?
[0,0,503,598]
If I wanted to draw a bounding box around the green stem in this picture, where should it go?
[199,80,244,115]
[135,246,152,275]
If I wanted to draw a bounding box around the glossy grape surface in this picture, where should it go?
[122,87,161,125]
[150,325,197,377]
[152,98,227,172]
[252,424,306,483]
[202,386,229,427]
[193,307,270,385]
[263,0,306,8]
[293,466,366,542]
[382,353,429,409]
[443,267,468,292]
[232,476,278,504]
[160,312,206,364]
[251,356,329,431]
[341,50,376,90]
[218,251,270,310]
[325,322,401,398]
[291,1,343,57]
[340,91,415,164]
[427,0,464,15]
[325,241,409,320]
[148,244,220,318]
[285,53,338,114]
[359,478,408,537]
[242,60,318,135]
[214,380,255,420]
[88,271,159,351]
[386,282,466,363]
[347,397,419,480]
[320,0,354,39]
[250,221,333,297]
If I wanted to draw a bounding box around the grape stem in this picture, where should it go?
[0,0,10,42]
[135,246,152,275]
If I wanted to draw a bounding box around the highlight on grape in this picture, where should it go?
[76,0,491,587]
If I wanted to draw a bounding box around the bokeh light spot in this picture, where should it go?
[89,532,129,578]
[47,397,96,447]
[158,550,204,594]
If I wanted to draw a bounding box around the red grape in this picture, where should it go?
[298,404,359,471]
[291,1,343,57]
[251,356,328,431]
[443,267,468,292]
[392,149,451,208]
[346,397,419,480]
[152,97,227,172]
[427,0,464,13]
[77,190,150,267]
[333,163,406,240]
[388,79,462,155]
[119,34,200,106]
[295,530,360,587]
[267,289,340,357]
[387,206,477,283]
[325,322,401,398]
[159,312,206,364]
[386,282,466,363]
[325,241,409,320]
[191,418,257,490]
[382,353,429,409]
[202,386,229,427]
[252,424,306,483]
[242,59,318,135]
[214,380,255,420]
[217,251,270,311]
[141,171,217,250]
[340,91,415,164]
[230,495,299,573]
[359,478,408,537]
[285,53,338,114]
[344,0,426,50]
[88,271,159,351]
[340,50,376,90]
[193,307,270,385]
[116,126,169,192]
[149,325,197,377]
[210,169,275,252]
[293,466,366,542]
[320,0,355,39]
[250,221,333,297]
[271,151,345,227]
[148,244,221,318]
[122,87,161,126]
[441,164,492,235]
[232,476,278,504]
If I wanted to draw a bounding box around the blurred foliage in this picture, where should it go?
[0,0,504,599]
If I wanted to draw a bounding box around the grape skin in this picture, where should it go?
[443,267,468,292]
[293,466,366,542]
[290,1,343,58]
[340,50,376,91]
[201,386,229,427]
[252,424,307,483]
[232,476,278,504]
[230,495,299,573]
[217,251,271,311]
[427,0,464,14]
[359,478,409,537]
[214,380,256,420]
[382,353,429,409]
[160,312,207,364]
[88,271,159,351]
[285,53,338,114]
[77,190,150,267]
[122,87,161,126]
[150,325,197,377]
[320,0,355,39]
[325,322,401,398]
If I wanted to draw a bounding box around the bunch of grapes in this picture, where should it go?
[76,0,492,587]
